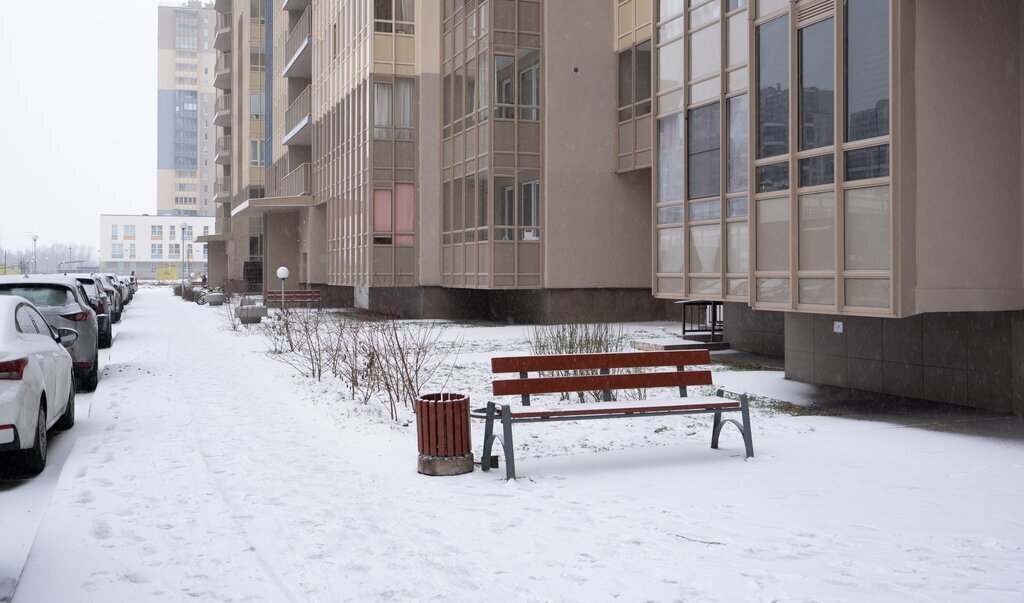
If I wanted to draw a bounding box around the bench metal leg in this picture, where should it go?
[481,402,497,472]
[500,404,516,480]
[710,410,723,449]
[740,394,754,458]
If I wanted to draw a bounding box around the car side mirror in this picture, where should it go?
[57,328,79,347]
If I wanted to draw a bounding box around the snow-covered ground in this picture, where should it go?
[5,288,1024,601]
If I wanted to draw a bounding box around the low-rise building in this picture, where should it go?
[99,214,214,279]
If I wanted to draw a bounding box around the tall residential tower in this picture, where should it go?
[157,1,218,217]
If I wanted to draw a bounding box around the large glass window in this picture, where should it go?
[756,197,789,271]
[689,224,722,274]
[845,0,889,142]
[727,94,749,193]
[658,113,685,202]
[658,228,684,273]
[517,49,540,121]
[798,192,835,270]
[635,40,652,115]
[494,55,515,118]
[799,18,834,151]
[619,49,633,121]
[690,22,721,80]
[688,102,721,199]
[756,16,788,158]
[844,185,890,271]
[658,38,685,91]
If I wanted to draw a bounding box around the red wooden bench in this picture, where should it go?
[265,289,322,309]
[475,349,753,479]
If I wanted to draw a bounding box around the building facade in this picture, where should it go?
[157,1,219,217]
[645,0,1023,413]
[99,215,214,279]
[204,0,674,321]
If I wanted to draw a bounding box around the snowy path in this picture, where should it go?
[12,288,1024,601]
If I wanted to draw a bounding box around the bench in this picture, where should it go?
[475,350,753,479]
[265,289,322,309]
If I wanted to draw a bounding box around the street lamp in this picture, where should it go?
[276,266,289,313]
[31,235,37,274]
[180,222,187,298]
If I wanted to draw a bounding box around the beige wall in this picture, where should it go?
[543,0,652,289]
[417,5,442,287]
[911,0,1024,313]
[263,211,301,289]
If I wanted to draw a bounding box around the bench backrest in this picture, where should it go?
[491,350,712,397]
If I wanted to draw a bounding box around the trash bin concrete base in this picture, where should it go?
[416,393,473,476]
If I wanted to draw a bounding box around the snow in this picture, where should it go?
[5,287,1024,601]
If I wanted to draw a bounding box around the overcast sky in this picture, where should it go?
[0,0,171,253]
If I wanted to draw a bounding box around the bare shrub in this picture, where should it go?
[527,322,630,402]
[219,295,242,332]
[260,309,334,380]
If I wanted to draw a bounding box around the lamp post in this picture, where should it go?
[276,266,289,313]
[31,235,37,274]
[180,222,187,298]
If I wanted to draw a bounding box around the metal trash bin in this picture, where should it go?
[415,393,473,476]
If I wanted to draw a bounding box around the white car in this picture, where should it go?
[0,296,77,475]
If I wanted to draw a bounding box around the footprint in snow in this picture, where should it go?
[92,520,112,540]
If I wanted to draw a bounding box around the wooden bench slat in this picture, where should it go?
[492,369,713,397]
[503,397,741,420]
[492,350,711,374]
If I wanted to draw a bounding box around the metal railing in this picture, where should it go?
[282,163,312,197]
[216,12,231,34]
[216,135,232,156]
[214,178,230,198]
[215,53,231,77]
[215,94,231,114]
[285,85,311,134]
[285,7,311,63]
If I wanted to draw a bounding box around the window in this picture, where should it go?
[250,140,264,167]
[152,244,164,259]
[494,175,515,241]
[798,192,835,271]
[170,226,177,241]
[111,244,124,259]
[375,0,414,34]
[845,0,889,142]
[374,82,393,139]
[128,244,136,259]
[757,16,789,158]
[688,102,721,199]
[111,224,118,239]
[203,226,209,236]
[519,171,540,240]
[395,78,414,139]
[169,244,181,259]
[658,113,685,202]
[618,41,653,121]
[495,55,516,118]
[799,18,835,151]
[152,225,163,238]
[727,95,749,193]
[756,197,789,272]
[517,49,540,121]
[844,185,890,271]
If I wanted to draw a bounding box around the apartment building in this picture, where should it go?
[201,0,269,292]
[646,0,1023,413]
[204,0,674,320]
[157,1,218,217]
[99,215,214,279]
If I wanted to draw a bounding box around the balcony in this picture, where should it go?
[214,0,230,13]
[282,0,311,11]
[214,94,231,127]
[213,53,231,90]
[213,178,231,203]
[215,135,232,165]
[283,85,311,146]
[214,13,232,52]
[281,163,312,197]
[283,7,312,79]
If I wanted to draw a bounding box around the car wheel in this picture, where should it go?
[81,356,99,392]
[100,333,112,349]
[21,405,47,475]
[57,375,75,431]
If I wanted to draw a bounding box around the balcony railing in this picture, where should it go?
[214,178,231,201]
[284,7,311,70]
[282,0,311,11]
[214,13,232,51]
[214,94,231,126]
[285,85,311,135]
[282,163,312,197]
[215,135,232,164]
[214,53,231,90]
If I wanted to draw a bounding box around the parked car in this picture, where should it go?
[68,274,112,349]
[0,295,77,475]
[0,276,100,391]
[106,273,130,307]
[118,276,134,303]
[94,274,123,323]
